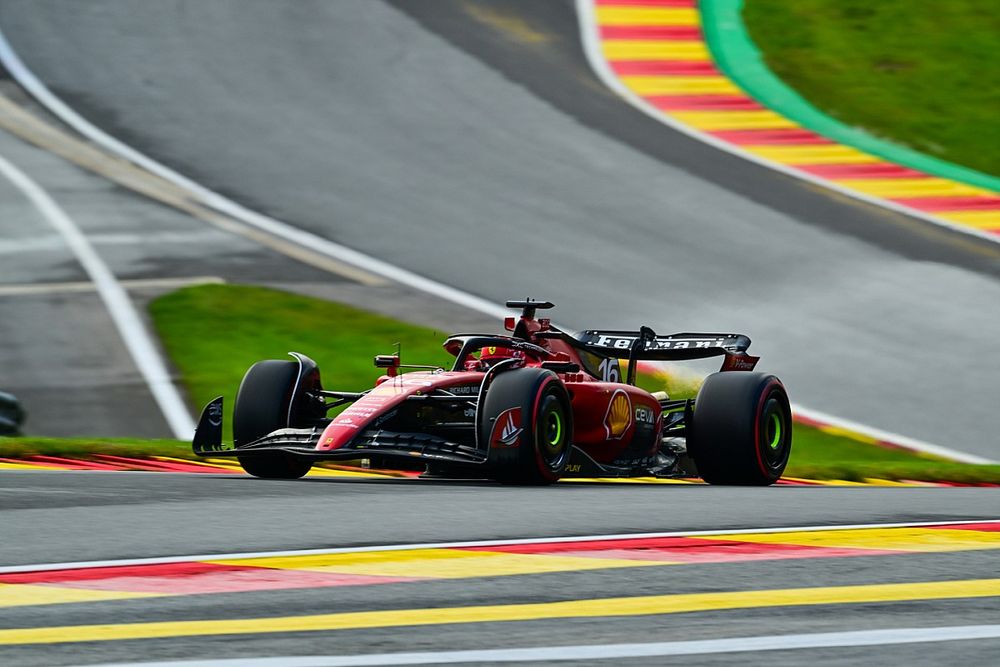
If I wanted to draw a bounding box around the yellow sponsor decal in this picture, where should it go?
[604,390,632,439]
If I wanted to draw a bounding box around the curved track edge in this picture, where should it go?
[577,0,1000,242]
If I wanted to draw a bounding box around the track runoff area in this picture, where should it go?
[1,520,999,663]
[0,455,992,487]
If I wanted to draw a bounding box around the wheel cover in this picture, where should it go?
[538,396,568,469]
[546,411,563,447]
[767,412,782,449]
[760,396,790,470]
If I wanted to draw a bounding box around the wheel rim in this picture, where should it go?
[767,412,782,449]
[760,396,790,470]
[546,411,563,448]
[538,395,568,470]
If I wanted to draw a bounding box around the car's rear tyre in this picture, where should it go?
[233,360,313,480]
[480,368,572,485]
[688,372,791,485]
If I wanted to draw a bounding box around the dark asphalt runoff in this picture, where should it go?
[0,117,348,437]
[0,0,996,457]
[1,471,999,666]
[2,471,998,567]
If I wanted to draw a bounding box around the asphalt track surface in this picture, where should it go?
[1,0,999,457]
[0,117,346,436]
[4,471,999,567]
[1,470,1000,666]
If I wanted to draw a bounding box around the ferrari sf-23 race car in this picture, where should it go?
[193,300,791,485]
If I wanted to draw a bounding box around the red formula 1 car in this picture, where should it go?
[192,300,792,485]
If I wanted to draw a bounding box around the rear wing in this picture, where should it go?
[575,329,749,359]
[569,327,758,382]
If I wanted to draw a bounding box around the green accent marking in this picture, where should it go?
[700,0,1000,194]
[548,411,563,446]
[769,412,782,449]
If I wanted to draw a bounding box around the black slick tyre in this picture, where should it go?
[233,360,313,480]
[480,368,572,485]
[689,372,791,485]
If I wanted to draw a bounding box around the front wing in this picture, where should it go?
[191,397,686,478]
[192,397,486,466]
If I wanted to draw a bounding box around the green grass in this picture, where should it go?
[145,284,1000,484]
[0,437,190,460]
[4,284,996,484]
[743,0,1000,176]
[637,369,1000,483]
[782,429,1000,483]
[149,284,454,442]
[3,432,998,484]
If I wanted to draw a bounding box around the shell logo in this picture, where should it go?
[603,390,632,439]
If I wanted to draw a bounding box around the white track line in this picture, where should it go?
[576,0,993,462]
[0,276,224,297]
[0,24,988,463]
[635,361,994,465]
[791,405,993,464]
[0,26,508,322]
[574,0,998,245]
[0,153,196,439]
[0,519,993,574]
[82,625,1000,666]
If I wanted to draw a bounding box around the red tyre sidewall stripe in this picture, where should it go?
[753,378,783,479]
[532,376,561,481]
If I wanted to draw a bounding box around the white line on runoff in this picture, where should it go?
[0,518,993,574]
[0,152,195,438]
[84,625,1000,666]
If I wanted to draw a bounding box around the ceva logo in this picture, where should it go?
[491,408,523,447]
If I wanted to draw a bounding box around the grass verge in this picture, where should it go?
[3,284,996,483]
[636,370,1000,483]
[743,0,1000,177]
[148,284,454,443]
[0,438,190,460]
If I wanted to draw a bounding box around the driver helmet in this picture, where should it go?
[478,345,517,368]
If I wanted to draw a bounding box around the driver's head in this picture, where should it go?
[478,345,516,368]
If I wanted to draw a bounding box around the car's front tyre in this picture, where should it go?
[233,360,312,480]
[480,368,572,485]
